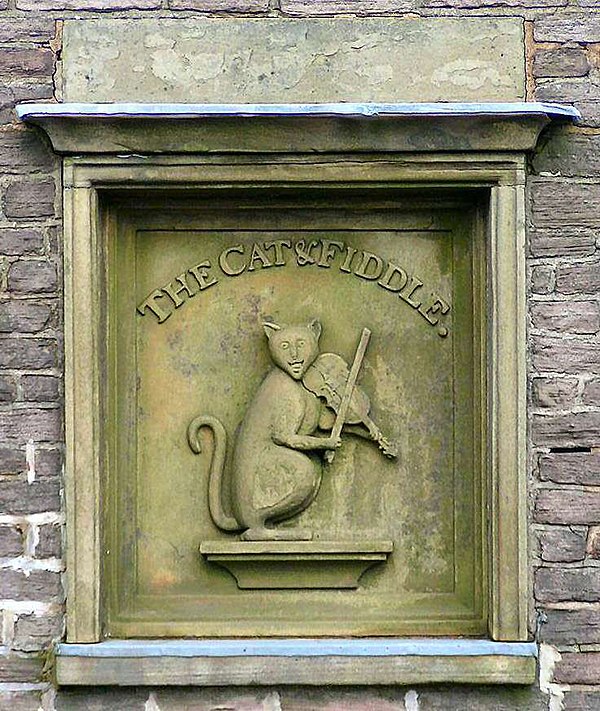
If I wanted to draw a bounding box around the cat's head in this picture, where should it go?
[263,319,321,380]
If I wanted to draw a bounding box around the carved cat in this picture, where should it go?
[188,319,340,541]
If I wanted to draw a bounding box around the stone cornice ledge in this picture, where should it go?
[55,639,538,686]
[16,102,579,154]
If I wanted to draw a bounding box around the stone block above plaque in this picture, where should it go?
[61,17,525,103]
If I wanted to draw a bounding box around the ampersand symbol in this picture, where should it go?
[294,240,318,266]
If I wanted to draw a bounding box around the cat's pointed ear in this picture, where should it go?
[308,318,322,340]
[263,321,281,339]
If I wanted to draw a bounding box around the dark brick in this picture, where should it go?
[0,655,43,682]
[0,19,56,44]
[562,689,600,711]
[0,82,53,124]
[425,0,566,5]
[530,265,554,294]
[528,229,596,259]
[0,229,44,256]
[533,47,590,78]
[0,480,60,515]
[540,452,600,486]
[0,447,24,476]
[0,569,63,602]
[537,527,587,562]
[588,527,600,559]
[0,375,17,402]
[556,261,600,295]
[33,447,61,479]
[556,653,600,684]
[16,0,160,7]
[2,179,55,219]
[535,567,600,603]
[540,608,600,644]
[20,374,59,402]
[531,181,600,228]
[8,261,58,294]
[536,78,600,128]
[0,48,53,77]
[0,130,54,172]
[0,301,52,333]
[532,336,600,374]
[530,300,599,334]
[533,132,600,177]
[36,524,61,557]
[532,411,600,448]
[0,337,56,368]
[170,0,268,8]
[0,409,61,444]
[13,612,63,652]
[535,489,600,525]
[535,15,600,43]
[531,378,578,408]
[0,525,23,557]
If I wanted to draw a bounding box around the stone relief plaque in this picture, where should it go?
[106,191,484,637]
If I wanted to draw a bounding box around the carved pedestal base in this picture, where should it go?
[200,540,393,590]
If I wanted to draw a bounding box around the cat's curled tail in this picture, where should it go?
[187,415,241,532]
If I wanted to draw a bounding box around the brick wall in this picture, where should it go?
[0,2,599,710]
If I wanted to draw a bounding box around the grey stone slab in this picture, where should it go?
[62,18,525,103]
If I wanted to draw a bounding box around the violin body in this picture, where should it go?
[303,352,398,459]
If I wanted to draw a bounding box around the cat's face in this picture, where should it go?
[263,320,321,380]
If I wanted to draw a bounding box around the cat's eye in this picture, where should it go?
[281,342,289,349]
[297,340,305,346]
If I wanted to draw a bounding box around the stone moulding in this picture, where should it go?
[16,101,579,155]
[17,101,578,687]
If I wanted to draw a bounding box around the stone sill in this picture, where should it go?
[17,101,579,154]
[55,639,537,686]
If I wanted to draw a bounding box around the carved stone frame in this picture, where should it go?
[19,103,576,685]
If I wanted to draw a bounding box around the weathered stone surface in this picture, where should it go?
[0,337,56,368]
[530,265,555,294]
[0,655,43,682]
[62,18,525,103]
[583,379,600,405]
[0,690,42,711]
[530,300,599,334]
[528,229,596,259]
[0,447,24,476]
[0,569,63,602]
[8,260,58,294]
[532,411,600,447]
[531,181,600,228]
[13,612,63,652]
[170,0,269,9]
[2,179,55,219]
[31,447,62,480]
[535,489,600,525]
[0,229,44,256]
[0,130,54,172]
[532,132,600,177]
[535,567,600,602]
[0,480,60,515]
[0,18,55,44]
[0,82,54,124]
[0,49,53,77]
[539,451,600,485]
[537,526,587,562]
[535,15,600,43]
[0,409,61,443]
[36,524,61,557]
[0,301,52,333]
[535,76,600,128]
[17,0,160,7]
[20,374,59,402]
[0,525,23,557]
[588,527,600,559]
[540,608,600,644]
[426,0,565,5]
[555,653,600,684]
[531,377,578,408]
[532,336,600,375]
[556,261,600,295]
[281,0,415,13]
[562,689,600,711]
[533,47,590,78]
[0,374,17,402]
[55,689,148,710]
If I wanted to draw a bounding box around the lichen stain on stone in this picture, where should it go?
[432,60,511,90]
